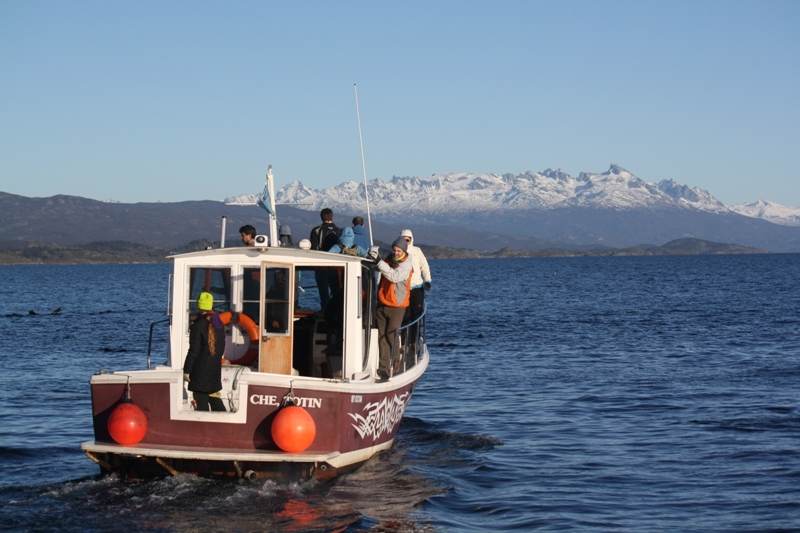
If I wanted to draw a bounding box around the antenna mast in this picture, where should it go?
[353,84,374,246]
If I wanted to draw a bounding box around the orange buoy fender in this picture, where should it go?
[219,311,259,366]
[107,399,148,445]
[271,406,316,453]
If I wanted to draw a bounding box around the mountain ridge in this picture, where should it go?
[258,165,731,218]
[3,163,800,253]
[728,200,800,226]
[225,165,800,252]
[247,165,797,223]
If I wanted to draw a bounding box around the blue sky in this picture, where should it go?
[1,0,798,206]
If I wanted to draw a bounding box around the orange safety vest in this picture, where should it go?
[377,255,413,308]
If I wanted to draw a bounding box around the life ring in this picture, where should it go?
[218,311,259,366]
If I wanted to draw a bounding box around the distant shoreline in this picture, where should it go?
[0,238,769,265]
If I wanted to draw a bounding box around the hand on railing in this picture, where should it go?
[366,246,381,263]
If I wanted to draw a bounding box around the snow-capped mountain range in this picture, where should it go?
[728,200,800,227]
[227,164,800,227]
[224,165,800,252]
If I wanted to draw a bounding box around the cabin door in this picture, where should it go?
[258,262,295,374]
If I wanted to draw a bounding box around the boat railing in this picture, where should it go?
[147,318,171,369]
[390,303,426,378]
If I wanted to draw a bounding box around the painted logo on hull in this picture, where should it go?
[348,392,411,441]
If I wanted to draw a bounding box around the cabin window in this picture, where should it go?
[294,266,344,313]
[296,265,344,352]
[263,266,290,335]
[287,265,346,378]
[295,267,318,311]
[242,267,261,326]
[187,267,231,328]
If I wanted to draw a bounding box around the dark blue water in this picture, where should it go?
[1,255,800,532]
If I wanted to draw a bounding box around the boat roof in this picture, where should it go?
[168,246,369,264]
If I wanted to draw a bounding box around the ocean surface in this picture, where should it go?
[1,254,799,532]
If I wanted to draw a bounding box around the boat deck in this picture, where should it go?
[81,440,340,463]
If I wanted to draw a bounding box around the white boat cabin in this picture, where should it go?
[168,246,377,383]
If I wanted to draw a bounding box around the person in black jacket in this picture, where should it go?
[183,292,227,412]
[309,208,340,309]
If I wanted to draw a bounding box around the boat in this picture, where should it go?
[81,166,429,482]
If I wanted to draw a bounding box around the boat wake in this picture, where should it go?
[401,416,504,450]
[0,414,512,532]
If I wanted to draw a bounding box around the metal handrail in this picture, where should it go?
[390,303,426,378]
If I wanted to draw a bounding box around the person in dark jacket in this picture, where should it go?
[183,292,227,412]
[309,208,340,251]
[309,208,340,308]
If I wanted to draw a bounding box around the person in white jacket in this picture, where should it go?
[399,229,431,329]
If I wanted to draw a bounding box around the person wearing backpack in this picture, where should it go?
[309,208,340,252]
[309,208,340,308]
[328,227,367,257]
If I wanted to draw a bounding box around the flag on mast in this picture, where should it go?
[256,183,276,217]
